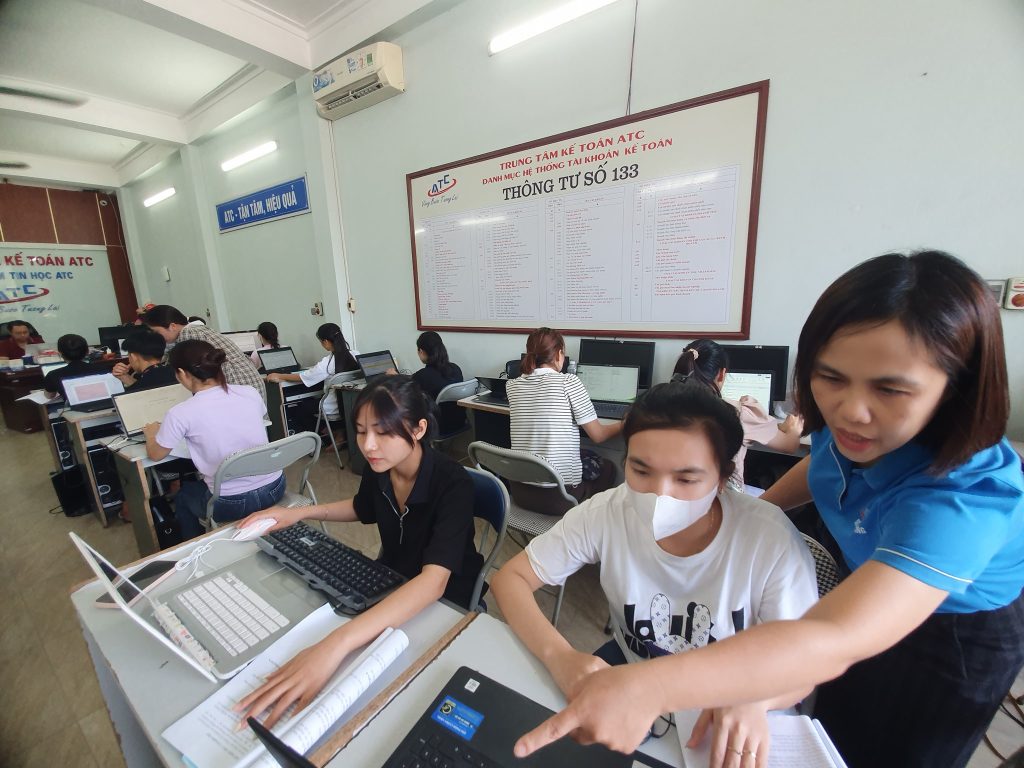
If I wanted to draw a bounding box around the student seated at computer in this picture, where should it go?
[143,340,285,541]
[233,375,484,728]
[142,304,266,403]
[492,380,818,765]
[673,339,803,491]
[507,327,622,514]
[412,331,467,435]
[266,322,359,423]
[110,330,178,391]
[249,321,283,368]
[0,320,45,360]
[43,334,100,398]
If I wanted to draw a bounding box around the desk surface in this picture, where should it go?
[333,612,683,767]
[71,529,466,767]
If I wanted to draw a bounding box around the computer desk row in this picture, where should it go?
[70,529,684,768]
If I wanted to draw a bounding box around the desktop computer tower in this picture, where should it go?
[284,395,321,435]
[49,417,78,471]
[86,444,125,509]
[50,467,91,517]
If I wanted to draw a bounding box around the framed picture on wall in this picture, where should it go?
[985,279,1007,307]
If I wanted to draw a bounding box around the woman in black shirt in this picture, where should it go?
[235,375,482,728]
[411,331,467,435]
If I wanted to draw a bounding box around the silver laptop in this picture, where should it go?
[63,372,126,412]
[222,330,260,354]
[112,383,193,436]
[575,363,639,419]
[70,532,326,681]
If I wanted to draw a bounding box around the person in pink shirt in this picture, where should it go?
[143,339,283,540]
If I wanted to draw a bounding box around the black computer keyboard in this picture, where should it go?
[256,522,405,613]
[593,401,630,420]
[386,729,498,768]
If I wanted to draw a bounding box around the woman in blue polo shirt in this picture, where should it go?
[511,251,1024,768]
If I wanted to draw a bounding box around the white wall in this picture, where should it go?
[331,0,1024,436]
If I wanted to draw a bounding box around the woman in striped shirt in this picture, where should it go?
[506,327,622,515]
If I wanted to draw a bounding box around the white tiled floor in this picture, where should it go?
[0,425,1019,766]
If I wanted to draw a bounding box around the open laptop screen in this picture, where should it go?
[576,364,639,403]
[63,373,125,406]
[113,384,192,435]
[258,347,299,372]
[222,331,259,353]
[719,370,774,408]
[356,350,396,380]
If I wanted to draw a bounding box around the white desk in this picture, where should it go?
[332,612,684,767]
[71,530,467,767]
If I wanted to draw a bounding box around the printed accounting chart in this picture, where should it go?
[407,82,768,338]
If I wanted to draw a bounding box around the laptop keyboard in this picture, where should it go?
[387,729,498,768]
[174,572,288,657]
[593,401,629,420]
[257,522,405,613]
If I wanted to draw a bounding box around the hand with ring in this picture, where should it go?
[687,701,769,767]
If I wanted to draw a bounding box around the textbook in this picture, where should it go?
[675,710,848,768]
[163,604,408,768]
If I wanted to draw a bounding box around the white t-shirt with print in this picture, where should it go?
[526,485,818,662]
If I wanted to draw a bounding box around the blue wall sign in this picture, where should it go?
[216,176,310,232]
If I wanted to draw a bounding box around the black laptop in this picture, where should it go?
[356,350,397,382]
[381,667,673,768]
[257,346,302,373]
[474,377,508,405]
[62,372,125,412]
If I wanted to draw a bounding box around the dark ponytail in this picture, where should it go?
[316,322,358,373]
[671,339,729,395]
[168,339,228,391]
[521,327,565,375]
[352,374,436,445]
[416,331,457,379]
[257,321,280,348]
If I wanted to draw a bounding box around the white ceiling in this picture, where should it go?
[0,0,436,189]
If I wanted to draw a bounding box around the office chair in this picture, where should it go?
[468,440,577,627]
[801,533,841,597]
[313,372,354,469]
[203,431,321,531]
[504,360,521,379]
[431,378,478,454]
[466,467,509,612]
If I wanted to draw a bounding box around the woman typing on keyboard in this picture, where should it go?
[233,375,484,729]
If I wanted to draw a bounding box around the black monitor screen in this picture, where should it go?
[717,345,789,403]
[578,339,656,390]
[97,326,129,354]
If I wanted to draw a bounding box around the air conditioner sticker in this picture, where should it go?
[431,696,483,741]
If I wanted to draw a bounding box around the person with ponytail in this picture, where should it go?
[672,339,803,490]
[143,340,285,540]
[266,323,360,421]
[412,331,467,434]
[250,321,283,367]
[507,327,622,514]
[142,304,266,404]
[233,376,484,729]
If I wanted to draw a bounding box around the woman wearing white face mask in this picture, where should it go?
[491,380,818,767]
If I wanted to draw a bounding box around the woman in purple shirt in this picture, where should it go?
[143,339,284,540]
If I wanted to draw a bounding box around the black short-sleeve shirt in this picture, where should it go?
[131,363,178,391]
[352,446,482,608]
[413,363,467,435]
[44,360,101,398]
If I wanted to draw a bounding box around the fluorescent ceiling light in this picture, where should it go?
[489,0,619,54]
[143,187,176,207]
[221,141,278,172]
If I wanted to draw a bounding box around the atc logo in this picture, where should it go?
[427,174,457,197]
[0,284,49,305]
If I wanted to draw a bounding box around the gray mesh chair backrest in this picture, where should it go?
[211,432,321,499]
[436,378,479,405]
[467,441,575,506]
[801,533,841,597]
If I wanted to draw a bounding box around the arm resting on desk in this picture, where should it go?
[267,372,302,383]
[235,564,451,729]
[580,417,623,444]
[143,422,171,461]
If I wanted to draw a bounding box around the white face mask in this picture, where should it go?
[628,485,719,540]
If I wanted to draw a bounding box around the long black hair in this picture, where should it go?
[168,340,228,391]
[671,339,729,394]
[352,375,437,445]
[315,323,358,373]
[257,321,280,348]
[416,331,458,379]
[142,305,188,329]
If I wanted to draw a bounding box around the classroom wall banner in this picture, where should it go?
[216,176,311,233]
[0,245,119,344]
[407,82,769,338]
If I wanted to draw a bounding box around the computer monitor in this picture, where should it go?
[98,326,130,355]
[356,350,397,381]
[719,369,774,409]
[221,331,260,354]
[112,384,192,435]
[576,364,640,404]
[717,345,789,404]
[578,339,656,390]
